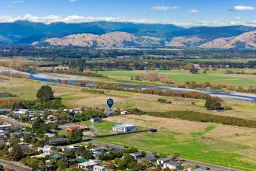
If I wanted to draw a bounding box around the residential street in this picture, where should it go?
[0,160,32,171]
[0,116,26,127]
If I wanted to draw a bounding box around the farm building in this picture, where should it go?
[113,124,136,133]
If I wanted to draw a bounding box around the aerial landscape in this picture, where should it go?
[0,0,256,171]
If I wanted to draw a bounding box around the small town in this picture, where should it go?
[0,85,218,171]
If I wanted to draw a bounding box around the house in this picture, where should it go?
[93,165,107,171]
[42,145,57,154]
[139,155,157,162]
[91,147,108,153]
[163,161,181,170]
[90,117,101,123]
[0,125,12,130]
[48,137,68,145]
[12,132,34,138]
[44,133,55,138]
[157,158,170,165]
[0,109,6,115]
[130,152,142,160]
[104,109,115,116]
[0,130,6,137]
[19,143,32,153]
[51,154,64,160]
[111,148,124,154]
[13,109,29,116]
[76,157,86,163]
[120,111,128,115]
[77,160,102,170]
[113,124,136,133]
[66,126,89,133]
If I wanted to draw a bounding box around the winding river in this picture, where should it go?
[28,72,256,103]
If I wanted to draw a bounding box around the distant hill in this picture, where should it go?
[201,31,256,49]
[1,20,256,49]
[34,32,163,48]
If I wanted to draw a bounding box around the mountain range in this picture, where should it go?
[1,20,256,49]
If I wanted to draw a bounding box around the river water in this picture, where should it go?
[29,72,256,103]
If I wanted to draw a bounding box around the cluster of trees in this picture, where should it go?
[32,116,58,137]
[132,72,174,84]
[55,108,106,124]
[131,109,256,128]
[92,83,214,100]
[157,98,172,104]
[181,81,256,93]
[81,88,105,94]
[44,68,106,78]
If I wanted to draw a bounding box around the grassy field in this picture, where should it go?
[98,69,256,87]
[1,77,256,170]
[86,115,256,171]
[1,78,256,121]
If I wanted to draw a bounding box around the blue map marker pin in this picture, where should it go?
[107,99,114,109]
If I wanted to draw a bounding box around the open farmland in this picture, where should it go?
[1,77,256,121]
[98,69,256,88]
[100,115,256,171]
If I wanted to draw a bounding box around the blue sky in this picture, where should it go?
[0,0,256,27]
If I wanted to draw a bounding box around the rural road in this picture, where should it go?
[0,160,32,171]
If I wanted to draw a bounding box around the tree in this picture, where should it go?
[141,151,147,158]
[190,68,199,74]
[36,85,54,101]
[205,98,222,110]
[67,129,83,143]
[10,143,23,161]
[32,116,43,132]
[57,159,69,170]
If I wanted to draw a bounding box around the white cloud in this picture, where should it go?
[69,0,79,2]
[8,5,15,8]
[0,14,256,27]
[188,9,199,13]
[230,6,255,11]
[151,6,177,11]
[12,0,24,3]
[234,17,241,20]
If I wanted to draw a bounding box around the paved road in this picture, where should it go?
[89,140,241,171]
[0,160,32,171]
[0,116,25,127]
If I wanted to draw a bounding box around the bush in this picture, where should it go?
[205,98,222,110]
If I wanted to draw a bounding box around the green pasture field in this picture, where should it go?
[98,69,256,87]
[78,117,256,171]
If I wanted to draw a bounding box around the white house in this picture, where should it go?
[42,145,56,154]
[113,124,136,133]
[77,160,102,170]
[93,165,106,171]
[163,161,181,170]
[157,158,170,165]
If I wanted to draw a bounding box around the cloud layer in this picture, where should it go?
[0,14,256,27]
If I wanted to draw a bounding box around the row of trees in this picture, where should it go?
[130,108,256,128]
